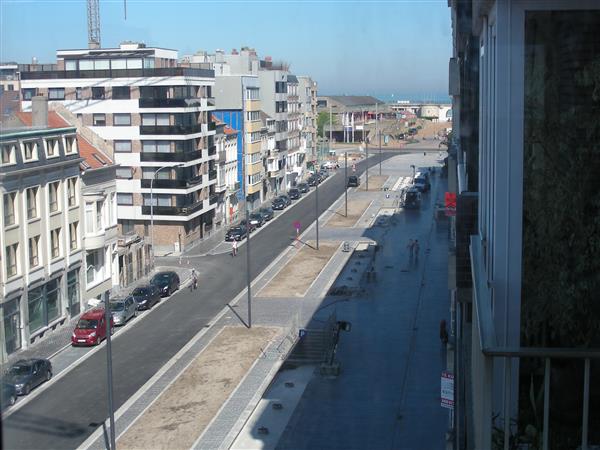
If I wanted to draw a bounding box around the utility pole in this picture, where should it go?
[344,151,348,217]
[104,293,116,450]
[316,170,319,250]
[377,103,382,176]
[241,89,251,328]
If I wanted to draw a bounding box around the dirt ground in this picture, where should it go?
[358,175,389,191]
[258,241,339,298]
[326,199,371,228]
[117,326,278,450]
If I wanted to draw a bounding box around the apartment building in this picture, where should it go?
[298,76,318,167]
[214,121,239,225]
[448,1,600,448]
[0,63,21,123]
[285,74,304,183]
[18,42,218,257]
[260,112,278,196]
[0,99,83,360]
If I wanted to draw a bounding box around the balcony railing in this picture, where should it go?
[227,181,240,194]
[208,122,216,132]
[209,169,217,180]
[207,97,215,107]
[209,194,219,205]
[141,179,187,189]
[141,200,205,217]
[139,98,203,108]
[208,145,217,156]
[140,150,202,162]
[187,175,203,186]
[140,124,204,135]
[21,67,215,80]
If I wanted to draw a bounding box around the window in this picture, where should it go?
[7,84,14,91]
[49,181,60,212]
[29,235,40,267]
[92,87,105,100]
[67,178,77,207]
[93,114,106,126]
[67,269,80,316]
[48,88,65,100]
[45,138,59,157]
[65,60,77,71]
[142,140,171,153]
[142,113,170,126]
[114,140,132,153]
[5,243,18,277]
[276,101,287,113]
[116,167,133,179]
[22,141,38,160]
[96,200,104,231]
[64,135,77,154]
[113,113,131,126]
[85,202,95,233]
[121,219,135,234]
[50,229,61,259]
[22,88,37,100]
[2,143,16,164]
[75,87,83,100]
[245,88,259,100]
[69,222,78,250]
[26,187,38,219]
[117,193,133,205]
[275,81,287,94]
[4,192,16,225]
[247,110,260,121]
[86,250,104,284]
[142,194,172,206]
[112,86,130,99]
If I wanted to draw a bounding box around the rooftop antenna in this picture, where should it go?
[87,0,101,49]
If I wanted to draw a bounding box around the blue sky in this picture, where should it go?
[1,0,452,98]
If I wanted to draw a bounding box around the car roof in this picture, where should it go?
[12,358,46,366]
[154,271,176,276]
[80,309,105,319]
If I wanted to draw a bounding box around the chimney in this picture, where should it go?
[32,96,48,128]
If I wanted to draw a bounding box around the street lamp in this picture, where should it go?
[150,163,184,267]
[410,164,416,178]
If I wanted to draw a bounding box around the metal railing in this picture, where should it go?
[20,67,214,80]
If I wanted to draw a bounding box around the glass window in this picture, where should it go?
[69,222,78,250]
[111,59,126,70]
[157,114,170,126]
[67,269,80,316]
[64,136,78,154]
[92,87,105,100]
[65,60,77,71]
[48,88,65,100]
[27,187,38,219]
[112,86,130,99]
[94,59,109,70]
[2,143,16,164]
[143,58,155,69]
[49,181,60,212]
[114,140,132,152]
[127,58,143,69]
[116,167,133,179]
[46,278,60,323]
[45,138,59,157]
[93,114,106,126]
[22,88,37,100]
[117,193,133,205]
[28,286,44,333]
[96,200,103,231]
[29,235,39,267]
[79,59,93,70]
[75,87,83,100]
[5,243,18,277]
[114,113,131,126]
[3,298,22,353]
[22,141,38,160]
[50,228,61,259]
[85,202,95,233]
[4,192,16,225]
[67,178,77,207]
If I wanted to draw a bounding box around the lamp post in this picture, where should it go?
[411,164,416,178]
[241,87,252,328]
[150,163,184,268]
[344,151,348,217]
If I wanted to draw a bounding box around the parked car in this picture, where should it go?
[240,219,256,233]
[272,196,286,210]
[109,296,137,326]
[131,284,161,311]
[259,207,274,221]
[225,225,247,241]
[318,169,329,179]
[151,271,180,297]
[347,175,360,187]
[1,382,17,409]
[279,194,291,206]
[71,309,114,346]
[403,186,422,209]
[288,188,301,200]
[297,182,309,193]
[307,175,319,187]
[321,160,338,170]
[4,359,52,396]
[249,212,265,228]
[413,173,430,192]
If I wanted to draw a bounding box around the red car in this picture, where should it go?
[71,309,114,346]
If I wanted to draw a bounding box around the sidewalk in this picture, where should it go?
[1,265,192,373]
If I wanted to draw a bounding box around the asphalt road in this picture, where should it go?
[1,151,404,450]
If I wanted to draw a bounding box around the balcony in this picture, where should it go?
[140,124,204,135]
[141,179,187,189]
[227,181,240,194]
[140,150,202,162]
[141,200,205,217]
[208,122,216,132]
[187,175,203,186]
[85,231,106,250]
[207,97,215,107]
[139,98,203,108]
[217,151,227,164]
[208,145,217,156]
[209,169,217,181]
[21,67,215,80]
[209,194,219,205]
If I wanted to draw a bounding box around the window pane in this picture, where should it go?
[79,60,93,70]
[111,59,126,69]
[127,58,142,69]
[114,140,132,152]
[114,114,131,126]
[28,287,44,332]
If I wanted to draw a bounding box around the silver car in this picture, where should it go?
[109,296,137,326]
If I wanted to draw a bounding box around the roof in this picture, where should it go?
[78,135,113,170]
[14,111,70,128]
[324,96,385,107]
[81,308,106,318]
[224,126,238,135]
[287,74,298,83]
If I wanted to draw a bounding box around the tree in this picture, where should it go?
[317,111,337,137]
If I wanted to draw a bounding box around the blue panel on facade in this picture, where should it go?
[214,109,244,200]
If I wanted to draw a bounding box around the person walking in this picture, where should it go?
[407,239,414,258]
[232,239,238,257]
[191,269,198,291]
[414,239,420,259]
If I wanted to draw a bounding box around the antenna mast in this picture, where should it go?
[87,0,101,49]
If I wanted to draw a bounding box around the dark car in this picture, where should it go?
[272,197,286,210]
[347,175,360,187]
[131,284,161,310]
[279,194,291,206]
[307,176,319,187]
[259,207,274,221]
[240,219,256,233]
[151,271,180,297]
[288,188,301,200]
[318,169,329,179]
[297,182,309,193]
[5,359,52,396]
[403,187,421,209]
[1,382,17,409]
[413,174,430,192]
[249,212,265,228]
[225,225,247,241]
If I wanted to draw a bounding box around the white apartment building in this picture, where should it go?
[19,42,218,257]
[214,121,239,224]
[298,76,318,167]
[285,74,304,184]
[0,101,83,360]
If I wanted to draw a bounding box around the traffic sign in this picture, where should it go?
[299,329,307,339]
[352,164,356,173]
[293,220,301,231]
[441,371,454,409]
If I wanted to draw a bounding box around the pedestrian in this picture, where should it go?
[232,239,238,257]
[191,269,198,291]
[407,239,414,258]
[440,319,449,344]
[414,239,420,259]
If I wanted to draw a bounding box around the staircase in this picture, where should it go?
[286,329,333,365]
